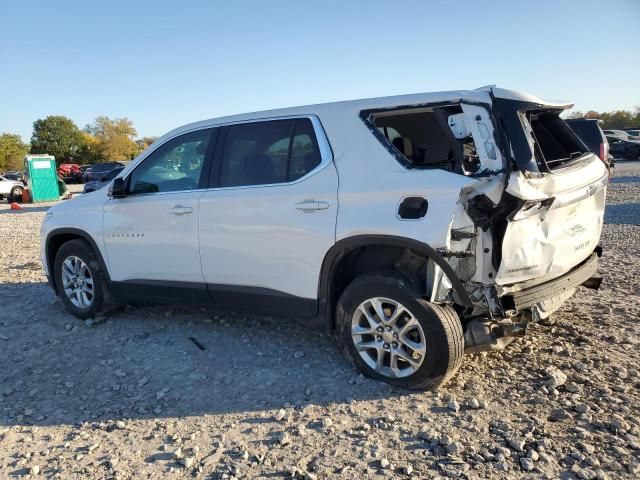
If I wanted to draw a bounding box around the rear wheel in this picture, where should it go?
[336,271,464,390]
[54,239,117,319]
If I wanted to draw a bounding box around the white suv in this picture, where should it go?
[40,87,607,389]
[0,175,25,202]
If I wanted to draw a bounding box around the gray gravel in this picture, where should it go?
[1,165,639,479]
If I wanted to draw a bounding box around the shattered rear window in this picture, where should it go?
[527,111,588,171]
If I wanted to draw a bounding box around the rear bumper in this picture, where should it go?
[501,251,600,311]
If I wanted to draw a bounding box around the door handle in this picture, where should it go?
[295,200,329,212]
[168,205,193,215]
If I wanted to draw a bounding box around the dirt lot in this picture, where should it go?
[1,164,639,479]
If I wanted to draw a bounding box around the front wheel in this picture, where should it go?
[336,271,464,390]
[10,186,23,202]
[54,239,117,319]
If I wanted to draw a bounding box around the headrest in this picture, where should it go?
[392,136,413,158]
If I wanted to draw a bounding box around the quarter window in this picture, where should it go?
[129,129,212,194]
[219,118,321,187]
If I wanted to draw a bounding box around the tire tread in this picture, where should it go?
[335,270,464,390]
[54,239,118,319]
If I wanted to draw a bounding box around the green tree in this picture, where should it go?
[30,115,85,165]
[564,107,640,129]
[136,136,158,154]
[76,131,101,164]
[87,116,139,161]
[599,110,636,129]
[0,133,29,171]
[566,110,584,119]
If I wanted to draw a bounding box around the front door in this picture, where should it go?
[102,128,215,300]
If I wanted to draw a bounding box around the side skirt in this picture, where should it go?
[110,280,318,318]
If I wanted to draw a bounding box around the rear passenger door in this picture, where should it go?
[198,117,338,316]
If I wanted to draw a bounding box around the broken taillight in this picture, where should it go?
[510,198,555,221]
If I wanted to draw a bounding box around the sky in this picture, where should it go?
[1,0,639,142]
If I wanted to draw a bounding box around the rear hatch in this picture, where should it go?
[488,88,608,285]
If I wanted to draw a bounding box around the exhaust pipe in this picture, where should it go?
[464,318,528,354]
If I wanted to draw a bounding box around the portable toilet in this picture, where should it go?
[24,155,59,202]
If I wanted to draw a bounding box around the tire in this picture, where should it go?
[625,148,640,160]
[54,239,117,319]
[336,270,464,390]
[10,186,23,202]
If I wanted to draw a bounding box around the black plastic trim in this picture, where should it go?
[503,252,599,310]
[318,235,473,326]
[199,127,220,190]
[110,280,318,317]
[208,283,317,317]
[111,279,211,306]
[398,197,428,219]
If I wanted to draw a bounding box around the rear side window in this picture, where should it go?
[365,105,481,175]
[219,118,321,187]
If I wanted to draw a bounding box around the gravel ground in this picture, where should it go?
[0,164,639,479]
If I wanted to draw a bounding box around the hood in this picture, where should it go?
[49,186,108,214]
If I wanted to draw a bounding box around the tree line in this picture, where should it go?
[2,106,639,172]
[0,115,157,171]
[566,107,640,129]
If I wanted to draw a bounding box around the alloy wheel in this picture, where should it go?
[351,297,426,378]
[61,256,94,309]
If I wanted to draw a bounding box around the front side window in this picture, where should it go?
[219,118,321,187]
[129,129,212,194]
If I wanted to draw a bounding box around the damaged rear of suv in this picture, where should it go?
[335,86,606,388]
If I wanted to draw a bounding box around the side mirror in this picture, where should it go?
[109,177,127,198]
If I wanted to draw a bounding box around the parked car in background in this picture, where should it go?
[566,118,611,168]
[82,166,124,193]
[0,175,25,202]
[58,163,83,183]
[624,129,640,137]
[80,165,91,182]
[41,87,608,389]
[3,171,27,186]
[86,162,125,182]
[603,129,640,160]
[602,129,629,139]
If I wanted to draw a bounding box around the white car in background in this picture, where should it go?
[0,175,25,202]
[40,86,607,389]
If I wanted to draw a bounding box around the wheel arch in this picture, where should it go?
[318,235,472,331]
[46,228,111,294]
